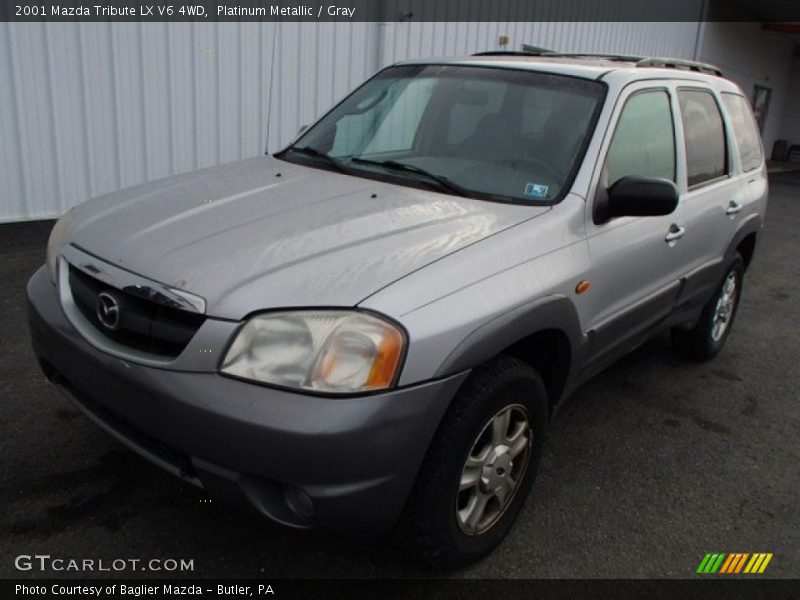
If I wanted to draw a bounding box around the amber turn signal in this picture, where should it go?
[366,326,406,390]
[575,280,591,294]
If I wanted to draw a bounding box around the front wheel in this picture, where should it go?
[671,254,744,361]
[401,355,548,569]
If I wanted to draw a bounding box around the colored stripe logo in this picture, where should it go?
[696,552,773,574]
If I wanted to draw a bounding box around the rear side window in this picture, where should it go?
[721,93,763,172]
[606,90,676,186]
[678,90,728,186]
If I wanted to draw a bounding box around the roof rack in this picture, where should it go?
[472,44,553,57]
[471,48,724,77]
[472,50,541,56]
[635,57,723,77]
[538,52,644,62]
[520,44,553,54]
[472,49,636,60]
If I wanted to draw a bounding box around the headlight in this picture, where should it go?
[221,310,405,394]
[46,208,75,283]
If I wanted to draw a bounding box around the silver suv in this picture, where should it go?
[28,53,767,568]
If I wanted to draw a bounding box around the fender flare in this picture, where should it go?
[724,213,762,267]
[434,294,584,379]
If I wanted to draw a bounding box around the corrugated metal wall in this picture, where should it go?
[0,21,379,221]
[378,21,699,65]
[0,20,699,222]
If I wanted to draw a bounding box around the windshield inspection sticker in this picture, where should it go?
[524,183,549,199]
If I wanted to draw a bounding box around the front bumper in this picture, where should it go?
[26,266,468,533]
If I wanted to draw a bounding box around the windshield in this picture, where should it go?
[277,64,605,204]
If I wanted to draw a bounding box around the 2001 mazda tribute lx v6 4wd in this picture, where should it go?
[28,52,767,568]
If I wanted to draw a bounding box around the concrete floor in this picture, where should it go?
[1,174,798,579]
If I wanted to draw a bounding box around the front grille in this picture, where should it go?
[68,265,205,357]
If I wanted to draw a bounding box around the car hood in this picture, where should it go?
[67,157,549,319]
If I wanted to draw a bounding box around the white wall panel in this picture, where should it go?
[0,20,702,222]
[8,23,62,219]
[78,23,120,198]
[0,24,26,220]
[378,21,699,66]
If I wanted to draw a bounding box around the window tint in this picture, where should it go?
[721,93,763,172]
[606,90,675,185]
[678,90,727,186]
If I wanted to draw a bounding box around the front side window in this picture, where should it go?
[605,90,676,186]
[721,92,763,172]
[279,65,605,204]
[678,89,728,187]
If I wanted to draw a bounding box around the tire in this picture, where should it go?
[671,254,744,362]
[401,354,549,569]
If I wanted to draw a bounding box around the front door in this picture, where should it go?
[580,84,689,368]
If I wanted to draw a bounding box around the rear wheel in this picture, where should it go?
[672,254,744,361]
[401,354,548,569]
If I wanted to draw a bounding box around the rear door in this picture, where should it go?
[582,83,689,366]
[720,92,768,231]
[673,86,758,310]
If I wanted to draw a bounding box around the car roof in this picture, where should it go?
[395,55,742,93]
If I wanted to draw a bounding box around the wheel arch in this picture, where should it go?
[434,295,583,411]
[725,214,761,271]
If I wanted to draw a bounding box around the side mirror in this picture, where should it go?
[594,176,679,223]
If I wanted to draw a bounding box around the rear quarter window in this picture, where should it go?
[721,92,764,172]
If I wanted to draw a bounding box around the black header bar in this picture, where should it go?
[5,579,800,600]
[3,0,800,22]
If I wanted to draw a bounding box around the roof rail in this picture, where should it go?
[472,44,552,57]
[470,48,724,77]
[539,52,644,62]
[471,49,548,57]
[472,49,638,61]
[636,57,723,77]
[521,44,553,54]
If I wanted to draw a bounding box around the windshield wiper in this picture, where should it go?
[351,158,470,197]
[278,146,352,174]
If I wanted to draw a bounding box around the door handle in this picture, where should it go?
[665,224,686,243]
[725,201,742,216]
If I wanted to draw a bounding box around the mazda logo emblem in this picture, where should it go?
[96,292,120,330]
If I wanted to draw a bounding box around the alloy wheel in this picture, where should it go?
[711,272,738,342]
[456,404,532,535]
